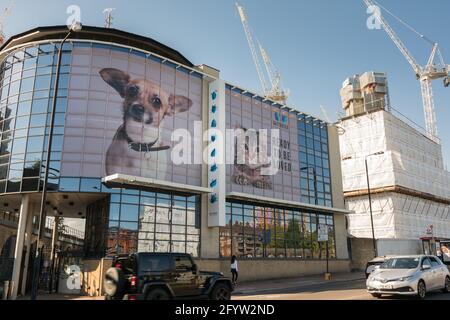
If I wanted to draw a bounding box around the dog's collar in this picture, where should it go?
[126,137,170,153]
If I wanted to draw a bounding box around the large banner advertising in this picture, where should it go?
[225,87,301,201]
[61,45,203,186]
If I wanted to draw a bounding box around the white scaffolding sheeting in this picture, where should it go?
[346,193,450,239]
[340,110,450,239]
[339,111,450,197]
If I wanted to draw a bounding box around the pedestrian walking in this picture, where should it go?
[231,255,239,285]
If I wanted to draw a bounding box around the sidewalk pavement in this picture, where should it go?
[13,272,366,300]
[16,293,105,300]
[233,272,366,296]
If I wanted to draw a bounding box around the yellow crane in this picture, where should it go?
[236,2,289,105]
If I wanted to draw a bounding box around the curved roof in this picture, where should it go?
[0,25,194,67]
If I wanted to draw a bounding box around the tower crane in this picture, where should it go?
[363,0,450,144]
[0,0,15,45]
[236,2,289,104]
[103,8,116,29]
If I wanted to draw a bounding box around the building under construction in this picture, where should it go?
[339,71,450,268]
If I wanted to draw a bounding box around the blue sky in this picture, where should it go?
[2,0,450,167]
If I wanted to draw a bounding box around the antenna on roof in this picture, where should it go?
[103,8,115,29]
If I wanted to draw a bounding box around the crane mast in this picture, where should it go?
[236,2,289,104]
[363,0,449,143]
[0,0,15,45]
[236,3,269,95]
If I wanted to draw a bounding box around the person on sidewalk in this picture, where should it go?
[231,255,239,285]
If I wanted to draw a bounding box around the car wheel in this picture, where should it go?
[443,276,450,293]
[370,293,382,298]
[145,288,171,300]
[417,280,427,300]
[210,283,232,300]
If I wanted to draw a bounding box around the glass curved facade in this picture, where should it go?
[0,43,71,193]
[0,41,203,257]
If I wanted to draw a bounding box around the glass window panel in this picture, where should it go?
[31,99,48,114]
[36,66,52,76]
[172,208,186,225]
[155,207,170,224]
[0,164,8,179]
[12,137,26,154]
[37,54,54,66]
[155,224,170,233]
[80,178,101,192]
[26,136,44,153]
[120,204,139,222]
[15,116,29,129]
[3,118,15,131]
[122,195,140,204]
[8,81,20,96]
[59,177,80,191]
[55,98,67,112]
[154,241,170,253]
[23,160,41,177]
[29,114,46,128]
[120,221,138,231]
[137,239,154,253]
[53,113,65,126]
[109,203,120,221]
[21,178,39,191]
[139,206,155,223]
[8,162,23,179]
[20,77,34,93]
[34,75,51,90]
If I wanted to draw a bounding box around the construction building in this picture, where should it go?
[339,71,450,269]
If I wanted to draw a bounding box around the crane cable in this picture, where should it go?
[372,0,445,66]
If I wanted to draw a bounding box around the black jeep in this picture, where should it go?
[104,253,233,300]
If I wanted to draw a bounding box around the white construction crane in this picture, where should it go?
[363,0,450,143]
[0,0,15,45]
[103,8,115,29]
[236,2,289,104]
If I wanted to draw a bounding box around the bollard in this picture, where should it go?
[2,281,9,300]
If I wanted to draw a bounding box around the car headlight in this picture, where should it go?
[397,276,413,282]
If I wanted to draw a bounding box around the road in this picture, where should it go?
[233,279,450,300]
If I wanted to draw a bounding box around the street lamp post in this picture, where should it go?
[30,23,82,300]
[364,151,384,259]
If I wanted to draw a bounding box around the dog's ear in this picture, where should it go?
[166,95,193,116]
[99,68,130,98]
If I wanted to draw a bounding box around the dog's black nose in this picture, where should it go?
[145,112,153,125]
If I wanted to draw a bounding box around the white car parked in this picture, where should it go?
[366,255,450,299]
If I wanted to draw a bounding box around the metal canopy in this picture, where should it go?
[226,192,350,215]
[102,174,213,195]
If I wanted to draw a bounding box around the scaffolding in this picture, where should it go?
[340,107,450,240]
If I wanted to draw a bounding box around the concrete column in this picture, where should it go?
[10,195,31,300]
[20,203,35,296]
[199,72,220,259]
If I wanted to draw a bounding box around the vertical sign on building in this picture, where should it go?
[208,79,226,227]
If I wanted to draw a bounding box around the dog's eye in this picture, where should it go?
[127,86,139,98]
[151,96,162,108]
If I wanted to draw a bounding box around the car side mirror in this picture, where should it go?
[422,265,431,271]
